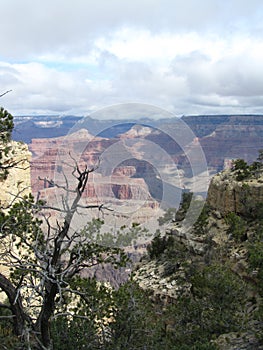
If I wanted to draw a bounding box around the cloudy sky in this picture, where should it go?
[0,0,263,117]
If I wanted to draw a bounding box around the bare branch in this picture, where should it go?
[38,176,75,194]
[53,311,91,320]
[0,157,29,172]
[0,90,12,98]
[0,185,32,210]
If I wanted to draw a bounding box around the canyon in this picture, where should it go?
[1,114,263,347]
[25,114,263,291]
[26,114,263,217]
[29,128,163,232]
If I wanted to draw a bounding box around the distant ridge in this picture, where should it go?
[13,114,263,143]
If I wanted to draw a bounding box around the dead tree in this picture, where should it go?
[0,159,127,349]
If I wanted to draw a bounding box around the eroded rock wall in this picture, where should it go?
[207,170,263,216]
[0,141,31,208]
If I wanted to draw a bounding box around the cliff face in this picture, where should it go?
[0,141,31,208]
[207,169,263,215]
[180,115,263,171]
[0,141,31,280]
[200,123,263,170]
[29,130,161,229]
[29,129,101,193]
[30,134,153,202]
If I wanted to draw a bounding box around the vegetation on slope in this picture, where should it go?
[138,156,263,349]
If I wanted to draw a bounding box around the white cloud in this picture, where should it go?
[95,29,226,64]
[1,0,263,116]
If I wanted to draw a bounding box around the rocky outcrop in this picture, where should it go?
[29,129,103,193]
[212,328,263,350]
[207,169,263,215]
[112,166,136,177]
[0,141,31,208]
[29,130,160,221]
[134,259,192,304]
[0,141,31,282]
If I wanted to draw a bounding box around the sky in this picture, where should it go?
[1,0,263,117]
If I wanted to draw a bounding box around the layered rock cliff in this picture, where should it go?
[199,117,263,171]
[207,168,263,216]
[29,129,162,227]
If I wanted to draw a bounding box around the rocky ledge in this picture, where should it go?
[0,141,31,208]
[207,168,263,215]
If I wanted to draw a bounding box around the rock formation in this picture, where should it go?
[14,114,263,174]
[0,141,31,209]
[29,129,162,227]
[0,141,31,282]
[207,168,263,216]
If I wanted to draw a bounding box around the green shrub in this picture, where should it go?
[164,264,247,347]
[248,241,263,295]
[175,191,193,221]
[232,159,250,181]
[225,212,247,242]
[147,233,175,259]
[248,241,263,270]
[193,204,209,235]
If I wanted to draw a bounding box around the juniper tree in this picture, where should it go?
[0,106,14,180]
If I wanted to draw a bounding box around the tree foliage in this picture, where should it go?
[175,191,193,221]
[225,212,247,242]
[0,106,14,180]
[147,232,175,259]
[165,264,246,347]
[193,203,209,235]
[232,158,250,181]
[231,151,263,181]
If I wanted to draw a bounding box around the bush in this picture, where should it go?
[164,264,247,347]
[248,241,263,295]
[51,316,99,350]
[193,204,209,235]
[225,212,247,242]
[108,281,162,350]
[147,233,174,259]
[232,159,250,181]
[175,192,193,221]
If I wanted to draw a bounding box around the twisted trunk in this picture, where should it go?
[0,273,29,337]
[36,283,58,349]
